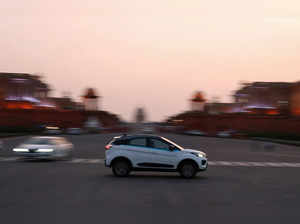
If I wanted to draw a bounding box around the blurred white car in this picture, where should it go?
[217,130,237,138]
[184,130,206,136]
[44,126,62,135]
[13,136,73,160]
[66,128,83,135]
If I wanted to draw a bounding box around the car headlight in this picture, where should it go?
[191,152,203,157]
[37,149,54,152]
[13,148,29,152]
[198,153,204,157]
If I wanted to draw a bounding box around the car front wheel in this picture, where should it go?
[179,162,197,179]
[112,160,131,177]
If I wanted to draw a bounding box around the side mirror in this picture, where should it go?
[169,145,176,151]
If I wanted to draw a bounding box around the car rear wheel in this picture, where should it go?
[112,160,131,177]
[179,162,197,179]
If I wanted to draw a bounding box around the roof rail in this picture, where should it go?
[121,133,127,138]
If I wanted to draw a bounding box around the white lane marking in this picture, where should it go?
[208,161,300,167]
[68,158,89,163]
[235,162,254,166]
[263,162,284,167]
[279,162,300,167]
[212,161,235,166]
[1,157,300,168]
[246,162,266,166]
[69,159,104,164]
[87,159,103,164]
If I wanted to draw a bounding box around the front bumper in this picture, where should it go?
[198,159,208,171]
[14,152,55,159]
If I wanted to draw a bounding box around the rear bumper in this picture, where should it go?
[104,159,110,167]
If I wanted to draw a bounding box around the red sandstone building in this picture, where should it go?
[0,73,54,109]
[233,82,300,115]
[82,88,100,111]
[166,83,300,136]
[0,73,120,130]
[190,91,206,111]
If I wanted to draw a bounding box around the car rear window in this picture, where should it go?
[109,137,127,145]
[25,138,51,145]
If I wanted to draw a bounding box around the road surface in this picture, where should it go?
[1,133,300,224]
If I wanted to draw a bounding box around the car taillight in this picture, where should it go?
[105,144,112,150]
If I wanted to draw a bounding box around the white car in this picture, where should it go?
[13,136,73,160]
[44,126,63,135]
[217,130,236,138]
[66,128,83,135]
[105,134,208,178]
[184,130,206,136]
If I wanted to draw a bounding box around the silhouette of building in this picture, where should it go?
[206,103,240,114]
[48,97,81,110]
[82,88,100,111]
[190,91,206,111]
[233,82,292,114]
[290,82,300,115]
[135,107,146,123]
[0,72,53,109]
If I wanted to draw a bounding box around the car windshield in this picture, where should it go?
[161,137,184,151]
[24,138,52,145]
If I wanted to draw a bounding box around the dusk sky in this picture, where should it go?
[1,0,300,121]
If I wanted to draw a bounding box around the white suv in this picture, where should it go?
[105,134,208,178]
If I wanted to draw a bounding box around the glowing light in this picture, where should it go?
[46,126,59,130]
[37,149,53,152]
[13,148,29,152]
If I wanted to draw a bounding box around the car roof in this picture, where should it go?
[31,136,65,140]
[114,134,162,140]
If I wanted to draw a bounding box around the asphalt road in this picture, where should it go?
[1,133,300,224]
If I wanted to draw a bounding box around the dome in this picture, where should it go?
[82,88,99,99]
[190,91,206,102]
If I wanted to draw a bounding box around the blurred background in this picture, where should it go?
[1,73,300,141]
[1,0,300,140]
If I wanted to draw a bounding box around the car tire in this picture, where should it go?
[179,162,197,179]
[112,160,131,177]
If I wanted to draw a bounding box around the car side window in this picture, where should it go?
[51,139,60,145]
[149,138,170,150]
[113,139,127,145]
[128,138,147,147]
[39,139,51,145]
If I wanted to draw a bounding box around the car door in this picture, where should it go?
[147,137,179,169]
[125,137,151,167]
